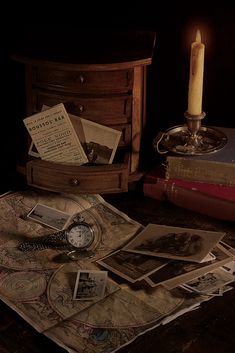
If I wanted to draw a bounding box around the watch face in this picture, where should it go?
[66,223,94,250]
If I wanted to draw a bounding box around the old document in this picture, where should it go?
[23,103,88,165]
[0,190,232,353]
[29,106,122,164]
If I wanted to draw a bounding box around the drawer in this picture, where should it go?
[26,154,130,194]
[32,67,133,93]
[32,90,132,125]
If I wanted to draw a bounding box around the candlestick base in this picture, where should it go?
[153,125,227,155]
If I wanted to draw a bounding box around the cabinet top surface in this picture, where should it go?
[10,29,156,69]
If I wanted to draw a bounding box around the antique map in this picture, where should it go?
[0,190,216,353]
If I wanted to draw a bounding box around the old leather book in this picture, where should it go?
[166,126,235,187]
[144,165,235,203]
[143,163,235,222]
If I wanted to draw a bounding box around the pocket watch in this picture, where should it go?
[17,214,95,259]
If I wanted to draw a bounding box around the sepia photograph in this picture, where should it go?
[27,203,71,230]
[145,244,233,289]
[70,114,122,164]
[183,267,235,294]
[33,106,122,165]
[96,250,168,283]
[222,260,235,275]
[73,270,107,301]
[123,224,226,263]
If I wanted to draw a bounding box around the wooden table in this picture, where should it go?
[1,190,235,353]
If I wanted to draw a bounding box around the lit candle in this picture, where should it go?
[187,30,205,115]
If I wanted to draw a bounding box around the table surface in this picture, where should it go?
[1,190,235,353]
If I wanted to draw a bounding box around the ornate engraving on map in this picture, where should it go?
[47,262,120,319]
[0,190,218,353]
[0,271,47,301]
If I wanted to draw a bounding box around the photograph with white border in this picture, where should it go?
[29,106,122,165]
[73,270,108,301]
[183,267,235,294]
[27,203,71,230]
[97,249,169,283]
[123,224,225,263]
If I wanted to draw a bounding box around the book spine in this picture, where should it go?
[146,173,235,202]
[144,181,235,222]
[166,157,235,187]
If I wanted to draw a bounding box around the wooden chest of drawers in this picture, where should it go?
[12,30,156,194]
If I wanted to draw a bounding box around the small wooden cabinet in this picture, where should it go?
[11,30,156,194]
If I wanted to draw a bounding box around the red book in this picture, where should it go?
[145,166,235,202]
[143,166,235,222]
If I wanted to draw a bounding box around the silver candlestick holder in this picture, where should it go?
[153,111,227,155]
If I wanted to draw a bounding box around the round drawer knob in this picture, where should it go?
[78,104,85,113]
[70,178,80,186]
[79,74,84,83]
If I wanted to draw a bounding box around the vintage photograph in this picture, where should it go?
[31,106,122,164]
[75,117,121,164]
[145,244,233,289]
[179,283,233,296]
[27,203,71,230]
[73,270,107,301]
[29,113,122,164]
[96,250,168,283]
[183,267,235,294]
[123,224,226,263]
[222,260,235,275]
[220,241,235,256]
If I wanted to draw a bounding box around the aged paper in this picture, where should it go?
[123,223,225,263]
[183,267,235,294]
[0,190,228,353]
[0,190,141,332]
[24,103,88,165]
[27,203,71,230]
[29,106,122,164]
[97,249,168,283]
[71,115,122,164]
[145,244,233,290]
[73,270,108,300]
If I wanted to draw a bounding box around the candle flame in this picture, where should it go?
[196,29,201,43]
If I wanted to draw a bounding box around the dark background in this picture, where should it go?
[1,2,235,192]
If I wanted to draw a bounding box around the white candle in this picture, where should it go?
[187,30,205,115]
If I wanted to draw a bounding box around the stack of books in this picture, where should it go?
[144,126,235,222]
